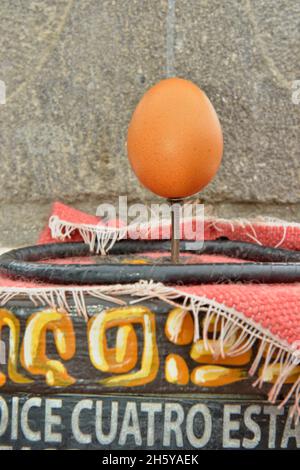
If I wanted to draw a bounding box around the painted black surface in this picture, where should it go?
[0,393,298,450]
[0,299,268,398]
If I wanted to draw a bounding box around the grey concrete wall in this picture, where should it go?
[0,0,299,245]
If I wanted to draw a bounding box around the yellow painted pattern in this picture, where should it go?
[0,309,32,386]
[88,306,159,387]
[20,310,76,386]
[165,308,194,345]
[0,306,298,389]
[190,340,252,366]
[165,354,189,385]
[191,365,247,387]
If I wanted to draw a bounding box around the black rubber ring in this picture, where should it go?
[0,239,299,285]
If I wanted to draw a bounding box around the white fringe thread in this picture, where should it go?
[50,215,186,255]
[49,214,300,254]
[0,280,299,421]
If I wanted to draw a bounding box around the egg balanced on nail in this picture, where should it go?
[127,77,223,199]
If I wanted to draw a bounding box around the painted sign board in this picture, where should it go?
[0,394,299,450]
[0,298,298,449]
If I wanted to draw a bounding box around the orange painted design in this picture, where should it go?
[262,348,281,360]
[202,314,218,333]
[258,364,300,384]
[20,310,76,387]
[88,306,159,387]
[0,309,32,386]
[191,365,247,387]
[190,340,252,366]
[127,77,223,199]
[98,324,137,374]
[165,308,194,345]
[122,259,149,265]
[165,354,189,385]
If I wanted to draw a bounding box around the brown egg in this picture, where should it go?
[127,77,223,199]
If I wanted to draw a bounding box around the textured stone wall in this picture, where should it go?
[0,0,299,245]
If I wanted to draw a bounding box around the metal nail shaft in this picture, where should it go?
[170,199,182,264]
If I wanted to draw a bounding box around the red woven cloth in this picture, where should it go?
[1,201,300,351]
[40,201,300,250]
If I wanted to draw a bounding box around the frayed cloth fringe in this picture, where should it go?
[49,214,300,253]
[0,280,300,421]
[49,215,128,255]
